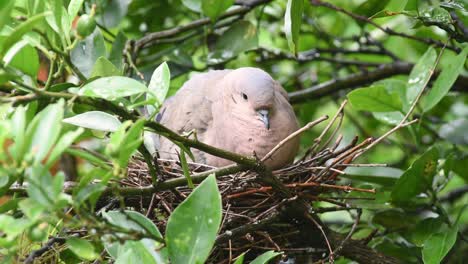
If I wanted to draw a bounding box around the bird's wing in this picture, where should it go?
[156,70,230,160]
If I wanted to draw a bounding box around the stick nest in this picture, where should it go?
[119,104,378,263]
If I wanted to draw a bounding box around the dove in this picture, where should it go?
[154,67,300,169]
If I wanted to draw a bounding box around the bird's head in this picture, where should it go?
[223,67,277,130]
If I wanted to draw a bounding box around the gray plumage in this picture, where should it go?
[155,67,300,169]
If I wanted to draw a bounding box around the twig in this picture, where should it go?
[24,237,67,264]
[261,115,328,162]
[310,0,460,52]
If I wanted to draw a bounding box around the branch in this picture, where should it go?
[310,0,461,52]
[288,62,468,104]
[133,0,271,51]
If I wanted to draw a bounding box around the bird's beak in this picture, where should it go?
[257,109,270,130]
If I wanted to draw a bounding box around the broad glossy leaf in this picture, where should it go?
[114,239,168,264]
[78,76,148,100]
[202,0,234,21]
[91,57,121,77]
[70,29,106,78]
[74,183,106,208]
[3,41,39,78]
[372,209,412,229]
[354,0,391,18]
[45,128,84,168]
[46,0,64,34]
[10,105,27,163]
[406,47,437,109]
[109,32,127,71]
[26,165,61,207]
[182,0,201,12]
[0,0,14,31]
[438,118,468,145]
[25,100,64,165]
[97,0,131,28]
[410,217,444,247]
[423,46,468,112]
[372,111,405,125]
[348,85,403,112]
[284,0,303,55]
[67,237,99,261]
[251,250,282,264]
[0,12,51,56]
[391,147,439,205]
[68,0,85,19]
[209,21,258,63]
[147,61,170,115]
[233,252,245,264]
[343,167,403,186]
[63,111,121,132]
[166,174,222,264]
[19,198,46,221]
[422,227,458,264]
[419,7,452,27]
[103,210,163,239]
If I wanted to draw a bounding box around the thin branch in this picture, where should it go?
[261,115,329,162]
[310,0,461,52]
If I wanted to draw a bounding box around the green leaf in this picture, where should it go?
[391,147,439,205]
[3,41,39,77]
[406,47,437,109]
[65,148,111,169]
[91,57,121,77]
[70,29,106,78]
[103,210,163,239]
[19,198,45,221]
[117,119,145,167]
[68,0,85,20]
[166,174,222,264]
[0,12,51,57]
[348,85,403,112]
[114,239,168,264]
[342,167,403,186]
[354,0,391,18]
[284,0,303,55]
[419,7,452,27]
[109,31,127,71]
[78,77,148,100]
[182,0,201,12]
[410,217,444,247]
[438,118,468,145]
[422,227,458,264]
[250,250,282,264]
[45,128,84,168]
[233,252,245,264]
[48,0,64,34]
[10,105,27,163]
[26,165,60,207]
[67,237,99,261]
[372,209,412,229]
[209,20,258,63]
[372,111,405,125]
[147,61,170,115]
[0,0,14,31]
[74,183,106,209]
[63,111,122,132]
[201,0,234,21]
[423,46,468,112]
[25,100,64,165]
[96,0,131,28]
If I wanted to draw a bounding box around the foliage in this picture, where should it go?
[0,0,467,263]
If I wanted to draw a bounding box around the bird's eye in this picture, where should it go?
[242,93,248,100]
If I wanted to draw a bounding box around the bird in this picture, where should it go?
[153,67,300,169]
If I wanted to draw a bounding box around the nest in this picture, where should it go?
[120,102,380,263]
